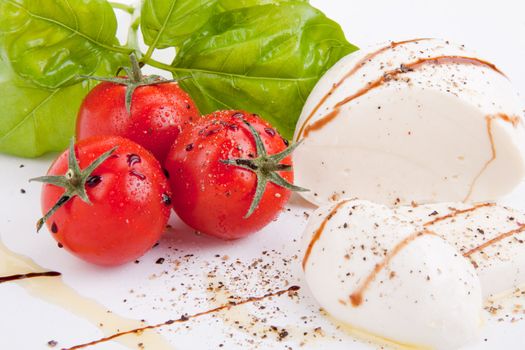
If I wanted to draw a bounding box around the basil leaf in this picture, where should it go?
[0,0,128,89]
[170,2,357,139]
[0,50,100,157]
[140,0,307,50]
[0,0,128,157]
[141,0,218,50]
[217,0,307,11]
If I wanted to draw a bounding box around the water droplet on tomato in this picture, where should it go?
[162,193,172,206]
[129,169,146,180]
[127,154,141,167]
[205,128,220,137]
[86,175,102,188]
[264,128,276,137]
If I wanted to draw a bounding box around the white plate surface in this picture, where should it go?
[1,0,524,349]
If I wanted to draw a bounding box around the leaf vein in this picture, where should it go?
[0,89,59,143]
[147,0,178,51]
[171,67,318,83]
[4,0,130,54]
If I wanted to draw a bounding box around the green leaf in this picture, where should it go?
[141,0,218,50]
[0,51,100,157]
[0,0,129,89]
[170,2,357,139]
[0,0,128,157]
[140,0,308,51]
[217,0,307,11]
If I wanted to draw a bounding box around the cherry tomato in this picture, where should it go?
[164,110,305,240]
[34,136,172,266]
[76,55,199,162]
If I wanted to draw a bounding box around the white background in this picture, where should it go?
[0,1,524,349]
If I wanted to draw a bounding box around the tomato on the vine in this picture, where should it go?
[31,136,172,266]
[164,110,307,240]
[76,54,199,162]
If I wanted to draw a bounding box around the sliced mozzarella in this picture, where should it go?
[395,202,525,298]
[294,38,525,206]
[301,199,482,350]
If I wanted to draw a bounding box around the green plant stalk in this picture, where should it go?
[126,3,142,57]
[109,1,135,14]
[144,58,176,72]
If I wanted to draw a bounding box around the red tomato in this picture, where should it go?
[36,136,172,266]
[164,110,304,240]
[76,80,199,162]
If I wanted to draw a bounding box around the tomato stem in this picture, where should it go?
[129,53,143,82]
[79,54,186,115]
[220,119,308,218]
[30,139,117,232]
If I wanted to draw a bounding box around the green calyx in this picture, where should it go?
[221,120,308,219]
[29,139,117,232]
[80,53,182,115]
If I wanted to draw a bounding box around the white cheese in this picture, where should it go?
[294,38,525,206]
[301,199,482,350]
[395,202,525,298]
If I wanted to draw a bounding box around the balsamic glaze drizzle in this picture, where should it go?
[63,286,300,350]
[0,271,61,284]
